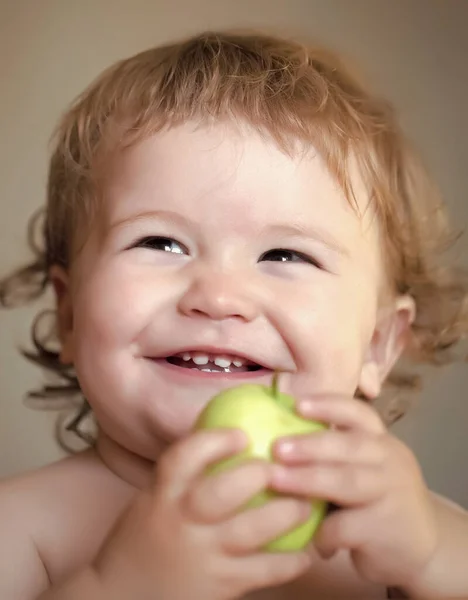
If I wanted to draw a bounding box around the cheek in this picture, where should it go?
[73,264,157,349]
[69,266,157,400]
[283,276,377,383]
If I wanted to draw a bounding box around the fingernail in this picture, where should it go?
[275,439,295,456]
[319,547,336,560]
[298,400,315,414]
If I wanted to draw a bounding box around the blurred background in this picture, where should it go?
[1,0,467,505]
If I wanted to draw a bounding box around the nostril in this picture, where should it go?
[178,278,258,322]
[185,307,247,321]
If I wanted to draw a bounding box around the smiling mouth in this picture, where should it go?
[165,351,263,373]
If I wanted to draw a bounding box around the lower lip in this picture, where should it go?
[146,358,272,380]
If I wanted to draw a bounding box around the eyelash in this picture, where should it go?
[133,236,187,254]
[259,248,322,268]
[132,236,322,269]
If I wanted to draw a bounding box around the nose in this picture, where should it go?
[178,267,259,322]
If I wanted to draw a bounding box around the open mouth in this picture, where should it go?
[165,351,263,374]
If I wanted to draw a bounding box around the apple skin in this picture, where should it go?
[194,381,328,552]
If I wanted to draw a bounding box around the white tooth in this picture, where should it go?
[182,353,191,361]
[201,368,213,372]
[233,359,244,367]
[193,354,209,365]
[214,357,232,368]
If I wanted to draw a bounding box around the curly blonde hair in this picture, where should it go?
[1,30,467,448]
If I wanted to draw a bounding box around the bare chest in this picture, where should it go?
[243,561,388,600]
[34,453,387,598]
[46,493,387,599]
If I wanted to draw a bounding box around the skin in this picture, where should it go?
[57,121,408,451]
[2,120,465,600]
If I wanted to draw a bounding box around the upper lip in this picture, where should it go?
[147,345,275,370]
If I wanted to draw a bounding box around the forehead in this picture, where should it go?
[98,121,382,267]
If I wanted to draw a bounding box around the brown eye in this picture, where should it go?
[135,236,187,255]
[260,248,321,268]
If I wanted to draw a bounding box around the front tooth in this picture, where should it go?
[233,359,244,367]
[214,356,232,368]
[182,353,192,361]
[193,354,209,365]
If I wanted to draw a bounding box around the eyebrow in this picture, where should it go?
[108,210,348,257]
[265,223,349,257]
[108,209,195,232]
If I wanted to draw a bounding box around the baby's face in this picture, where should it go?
[60,121,400,459]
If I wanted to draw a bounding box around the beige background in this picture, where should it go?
[1,0,467,504]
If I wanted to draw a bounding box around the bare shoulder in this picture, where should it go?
[0,450,134,599]
[431,490,466,513]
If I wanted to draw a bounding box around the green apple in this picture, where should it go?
[194,375,328,552]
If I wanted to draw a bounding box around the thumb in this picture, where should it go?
[313,509,357,560]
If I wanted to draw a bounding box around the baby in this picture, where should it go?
[1,30,468,600]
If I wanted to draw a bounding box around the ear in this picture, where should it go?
[358,295,415,399]
[49,265,75,365]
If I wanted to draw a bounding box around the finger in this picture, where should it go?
[274,430,386,467]
[184,459,271,523]
[271,463,386,506]
[157,429,247,499]
[234,551,312,593]
[313,506,369,559]
[297,396,385,435]
[220,498,312,554]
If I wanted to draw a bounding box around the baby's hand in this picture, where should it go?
[93,429,311,600]
[270,395,438,590]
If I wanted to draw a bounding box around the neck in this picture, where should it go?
[95,428,167,489]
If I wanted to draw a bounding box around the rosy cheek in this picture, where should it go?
[75,268,141,331]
